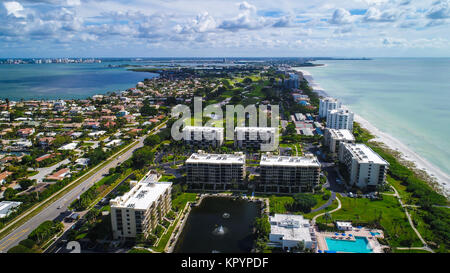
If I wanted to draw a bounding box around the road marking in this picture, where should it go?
[0,228,30,251]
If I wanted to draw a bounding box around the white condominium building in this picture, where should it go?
[269,214,315,251]
[338,143,389,189]
[182,126,224,147]
[185,150,246,191]
[326,108,354,131]
[259,154,320,193]
[234,127,276,150]
[323,128,355,153]
[319,97,341,119]
[110,172,172,239]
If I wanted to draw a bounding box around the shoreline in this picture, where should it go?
[295,68,450,197]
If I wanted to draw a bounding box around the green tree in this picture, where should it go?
[144,134,161,147]
[292,193,318,213]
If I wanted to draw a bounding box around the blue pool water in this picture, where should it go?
[370,232,381,236]
[325,236,373,253]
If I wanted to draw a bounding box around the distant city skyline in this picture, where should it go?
[1,0,450,58]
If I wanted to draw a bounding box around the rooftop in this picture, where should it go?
[260,154,320,167]
[342,143,389,165]
[110,173,171,210]
[270,214,312,242]
[327,129,355,141]
[0,201,22,218]
[186,150,245,164]
[235,126,276,133]
[183,126,224,132]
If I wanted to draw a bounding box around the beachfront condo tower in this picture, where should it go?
[182,126,224,148]
[319,97,342,119]
[323,128,355,153]
[258,153,321,193]
[326,108,354,131]
[185,150,246,190]
[338,143,389,189]
[110,172,172,240]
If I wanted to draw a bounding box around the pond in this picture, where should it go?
[174,196,261,253]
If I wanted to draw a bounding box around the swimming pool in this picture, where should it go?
[370,232,381,236]
[325,236,373,253]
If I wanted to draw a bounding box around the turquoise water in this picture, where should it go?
[299,58,450,177]
[325,236,373,253]
[0,62,158,100]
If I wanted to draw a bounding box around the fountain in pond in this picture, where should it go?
[222,213,230,219]
[212,225,227,236]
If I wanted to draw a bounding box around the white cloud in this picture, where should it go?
[363,7,400,22]
[329,8,354,24]
[3,1,25,18]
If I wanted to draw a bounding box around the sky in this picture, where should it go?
[0,0,449,57]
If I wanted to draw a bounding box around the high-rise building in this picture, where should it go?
[110,172,172,239]
[319,97,341,119]
[338,143,389,189]
[259,154,321,193]
[185,150,246,190]
[323,128,355,153]
[326,108,354,131]
[182,126,224,147]
[234,127,276,150]
[284,73,300,89]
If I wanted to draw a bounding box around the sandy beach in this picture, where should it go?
[295,68,450,197]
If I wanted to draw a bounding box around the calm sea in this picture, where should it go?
[299,58,450,177]
[0,61,158,100]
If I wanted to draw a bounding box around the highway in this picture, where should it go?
[0,121,166,253]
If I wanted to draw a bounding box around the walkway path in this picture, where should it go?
[310,191,336,213]
[389,185,434,253]
[312,195,341,225]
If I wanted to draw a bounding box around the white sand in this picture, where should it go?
[295,68,450,197]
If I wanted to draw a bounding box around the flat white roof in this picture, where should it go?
[328,107,353,115]
[235,126,276,133]
[270,214,312,242]
[186,151,245,164]
[183,126,224,132]
[342,143,389,165]
[110,173,171,210]
[321,97,339,103]
[260,154,320,167]
[0,201,22,218]
[58,142,77,150]
[336,221,353,227]
[327,129,355,141]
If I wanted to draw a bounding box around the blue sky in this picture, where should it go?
[0,0,449,57]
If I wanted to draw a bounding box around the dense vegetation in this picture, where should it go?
[353,122,449,251]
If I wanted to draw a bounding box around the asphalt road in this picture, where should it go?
[0,123,165,253]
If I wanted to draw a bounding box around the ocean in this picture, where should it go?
[0,61,158,100]
[296,58,450,178]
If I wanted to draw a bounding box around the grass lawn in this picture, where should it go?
[172,192,197,211]
[303,198,339,219]
[268,196,294,214]
[392,248,432,253]
[160,175,176,182]
[387,175,418,204]
[315,195,423,248]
